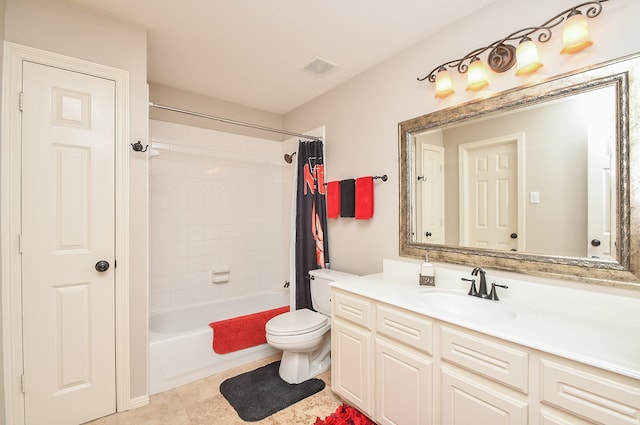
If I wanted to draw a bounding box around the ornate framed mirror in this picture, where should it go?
[399,54,640,289]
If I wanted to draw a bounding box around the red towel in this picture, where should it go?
[326,181,340,219]
[355,176,374,220]
[209,306,289,354]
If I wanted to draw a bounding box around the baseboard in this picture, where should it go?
[128,394,150,410]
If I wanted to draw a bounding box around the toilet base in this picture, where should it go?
[278,334,331,384]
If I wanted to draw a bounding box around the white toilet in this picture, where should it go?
[266,268,357,384]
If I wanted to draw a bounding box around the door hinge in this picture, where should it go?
[21,374,25,393]
[18,234,23,254]
[19,91,24,112]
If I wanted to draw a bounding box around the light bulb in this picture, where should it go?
[516,38,543,75]
[434,67,454,98]
[466,58,489,91]
[561,11,593,54]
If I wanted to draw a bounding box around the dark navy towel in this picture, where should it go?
[340,179,355,217]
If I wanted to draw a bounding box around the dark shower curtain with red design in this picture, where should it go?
[294,140,330,310]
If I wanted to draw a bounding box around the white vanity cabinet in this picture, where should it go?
[330,286,640,425]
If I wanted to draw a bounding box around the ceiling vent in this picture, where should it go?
[303,56,338,77]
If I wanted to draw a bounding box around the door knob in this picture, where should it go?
[591,239,601,247]
[95,260,110,272]
[425,232,432,237]
[510,233,518,239]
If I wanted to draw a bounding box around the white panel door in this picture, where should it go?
[461,140,518,251]
[418,144,445,244]
[21,61,116,425]
[587,121,616,260]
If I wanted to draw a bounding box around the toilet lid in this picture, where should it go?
[266,309,329,336]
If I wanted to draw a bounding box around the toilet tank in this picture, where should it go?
[308,269,358,316]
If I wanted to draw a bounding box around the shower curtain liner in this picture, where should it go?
[294,140,330,310]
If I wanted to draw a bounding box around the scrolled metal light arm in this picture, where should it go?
[418,0,608,83]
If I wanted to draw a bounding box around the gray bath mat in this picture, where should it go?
[220,361,325,422]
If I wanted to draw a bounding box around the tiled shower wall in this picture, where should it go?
[149,119,289,311]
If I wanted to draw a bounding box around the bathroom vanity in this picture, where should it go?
[330,260,640,425]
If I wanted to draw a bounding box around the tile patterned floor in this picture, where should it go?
[85,354,344,425]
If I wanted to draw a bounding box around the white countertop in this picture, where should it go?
[331,263,640,380]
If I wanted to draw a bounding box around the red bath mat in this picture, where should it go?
[209,306,289,354]
[314,403,375,425]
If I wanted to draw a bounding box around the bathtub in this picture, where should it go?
[149,289,289,394]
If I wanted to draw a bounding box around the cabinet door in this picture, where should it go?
[441,365,528,425]
[376,338,433,425]
[332,320,374,417]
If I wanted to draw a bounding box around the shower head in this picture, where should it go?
[284,152,296,164]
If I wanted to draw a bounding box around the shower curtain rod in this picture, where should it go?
[148,102,323,141]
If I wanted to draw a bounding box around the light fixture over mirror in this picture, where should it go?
[515,37,543,75]
[435,67,455,98]
[466,57,489,91]
[561,9,594,54]
[400,54,640,289]
[418,1,608,98]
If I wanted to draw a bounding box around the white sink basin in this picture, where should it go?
[418,290,518,321]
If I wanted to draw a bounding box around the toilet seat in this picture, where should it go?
[266,309,329,337]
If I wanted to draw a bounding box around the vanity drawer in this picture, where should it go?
[332,290,373,330]
[440,326,529,393]
[376,304,433,354]
[540,359,640,425]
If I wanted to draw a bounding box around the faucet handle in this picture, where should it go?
[488,283,509,301]
[461,278,478,296]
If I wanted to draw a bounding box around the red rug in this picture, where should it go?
[209,306,289,354]
[314,403,375,425]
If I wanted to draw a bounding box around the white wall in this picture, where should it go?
[149,82,284,141]
[148,120,286,310]
[283,0,640,276]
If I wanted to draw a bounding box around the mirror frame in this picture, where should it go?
[399,54,640,290]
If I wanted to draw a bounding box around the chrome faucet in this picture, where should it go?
[471,267,489,299]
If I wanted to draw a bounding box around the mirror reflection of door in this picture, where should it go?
[417,143,444,243]
[587,119,616,260]
[460,135,523,251]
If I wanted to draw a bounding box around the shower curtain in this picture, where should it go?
[293,140,330,310]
